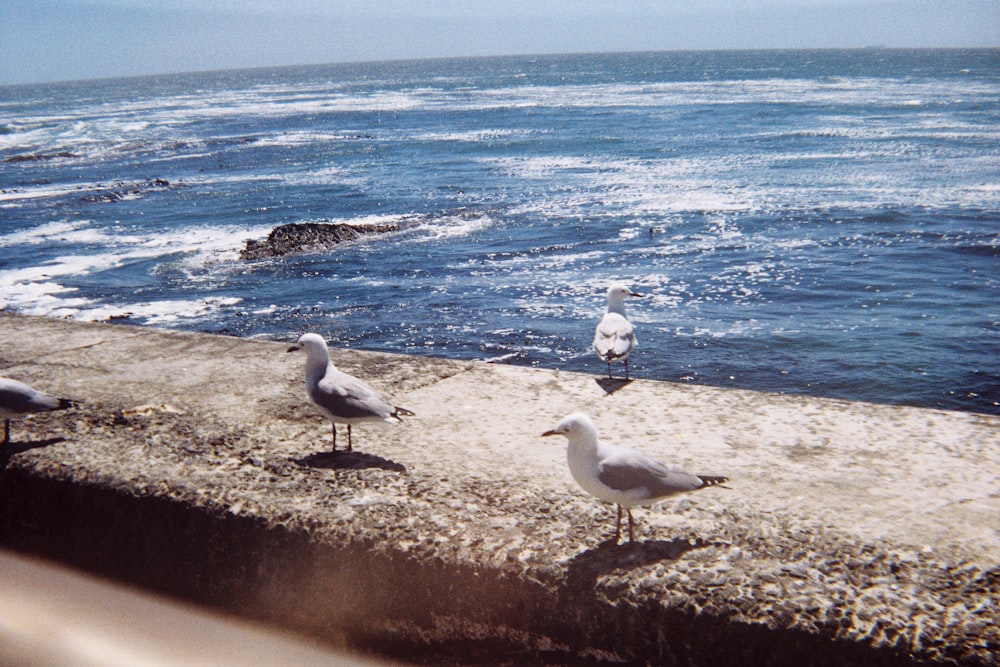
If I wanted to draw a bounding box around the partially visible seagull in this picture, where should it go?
[287,333,414,453]
[593,284,642,380]
[0,378,77,445]
[542,412,728,544]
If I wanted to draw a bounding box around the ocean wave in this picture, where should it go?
[0,219,104,246]
[0,220,271,320]
[403,210,497,243]
[252,130,375,148]
[279,165,348,186]
[0,177,175,207]
[7,73,994,159]
[500,156,756,214]
[414,128,534,143]
[72,297,244,325]
[497,147,1000,215]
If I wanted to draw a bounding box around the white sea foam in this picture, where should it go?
[501,155,756,214]
[0,220,93,245]
[774,238,819,250]
[6,71,995,176]
[496,128,1000,215]
[280,165,350,187]
[180,173,282,189]
[252,130,373,148]
[252,304,279,316]
[0,183,87,205]
[406,211,496,242]
[415,128,532,143]
[72,297,244,325]
[143,151,215,164]
[445,76,999,115]
[0,220,271,322]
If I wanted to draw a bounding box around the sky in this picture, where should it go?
[1,0,998,85]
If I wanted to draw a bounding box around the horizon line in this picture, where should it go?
[3,45,998,88]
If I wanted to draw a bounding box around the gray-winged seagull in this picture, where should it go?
[542,412,728,543]
[287,333,414,452]
[593,284,642,380]
[0,377,77,445]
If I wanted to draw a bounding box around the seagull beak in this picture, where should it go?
[631,291,643,297]
[286,343,301,353]
[541,429,559,438]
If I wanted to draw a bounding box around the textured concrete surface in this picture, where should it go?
[0,313,997,665]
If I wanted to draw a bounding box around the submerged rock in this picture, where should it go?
[3,151,77,163]
[240,221,405,260]
[77,177,173,204]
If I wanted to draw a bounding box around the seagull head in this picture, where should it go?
[608,284,642,300]
[541,411,598,442]
[286,332,329,356]
[606,284,642,314]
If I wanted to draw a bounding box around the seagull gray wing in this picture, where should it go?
[312,372,395,421]
[0,378,72,417]
[597,450,705,498]
[593,313,635,360]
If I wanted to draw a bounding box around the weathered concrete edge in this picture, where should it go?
[0,313,997,665]
[0,466,938,667]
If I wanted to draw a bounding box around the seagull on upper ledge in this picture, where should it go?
[593,283,642,380]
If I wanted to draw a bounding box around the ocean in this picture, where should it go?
[1,49,998,415]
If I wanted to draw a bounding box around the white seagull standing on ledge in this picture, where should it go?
[287,333,414,453]
[593,283,642,380]
[0,377,77,445]
[542,412,728,544]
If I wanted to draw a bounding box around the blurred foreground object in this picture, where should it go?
[0,549,380,667]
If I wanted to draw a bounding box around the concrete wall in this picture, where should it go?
[1,313,997,665]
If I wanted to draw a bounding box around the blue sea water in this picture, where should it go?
[1,49,999,415]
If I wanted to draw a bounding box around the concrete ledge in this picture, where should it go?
[0,313,997,665]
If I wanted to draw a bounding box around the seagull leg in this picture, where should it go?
[627,509,635,543]
[346,424,353,452]
[607,361,613,380]
[613,505,623,543]
[624,358,630,381]
[331,423,337,453]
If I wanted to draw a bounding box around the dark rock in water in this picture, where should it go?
[240,221,404,260]
[76,177,173,204]
[4,151,77,163]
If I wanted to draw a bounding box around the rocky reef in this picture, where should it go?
[239,221,408,260]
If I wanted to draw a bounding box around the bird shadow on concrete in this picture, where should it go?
[565,536,706,588]
[1,437,67,470]
[293,450,407,473]
[596,377,632,395]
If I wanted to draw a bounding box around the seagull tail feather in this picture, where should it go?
[393,406,415,419]
[696,475,729,489]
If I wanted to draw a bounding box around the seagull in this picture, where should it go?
[287,333,414,453]
[593,284,642,380]
[0,378,77,445]
[542,412,728,544]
